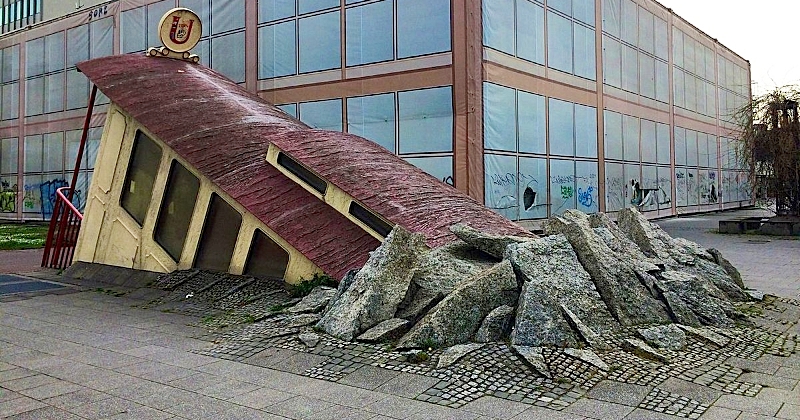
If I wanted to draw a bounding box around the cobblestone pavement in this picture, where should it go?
[1,208,799,419]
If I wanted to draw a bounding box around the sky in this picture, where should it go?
[656,0,800,95]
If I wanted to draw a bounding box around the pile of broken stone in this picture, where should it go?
[291,208,753,377]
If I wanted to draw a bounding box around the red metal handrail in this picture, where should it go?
[41,187,83,269]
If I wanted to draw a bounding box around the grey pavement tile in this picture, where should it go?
[777,403,800,420]
[113,360,199,383]
[739,371,798,390]
[105,378,170,399]
[84,372,146,392]
[735,414,781,420]
[18,380,83,400]
[141,349,218,369]
[586,380,652,407]
[249,348,329,374]
[196,378,261,399]
[70,348,146,370]
[373,372,440,398]
[0,387,23,403]
[162,395,231,418]
[228,387,296,409]
[755,387,800,404]
[623,408,684,419]
[131,386,198,410]
[1,373,58,391]
[363,395,431,419]
[66,395,143,420]
[0,367,37,382]
[116,344,172,358]
[3,405,84,419]
[195,359,254,376]
[97,404,174,420]
[724,357,782,375]
[657,377,724,405]
[564,398,635,420]
[776,366,800,380]
[264,395,335,419]
[511,406,588,419]
[404,403,480,420]
[214,405,284,420]
[312,404,378,420]
[0,361,15,371]
[167,371,224,391]
[339,365,400,390]
[43,388,112,409]
[462,396,530,419]
[713,394,781,416]
[10,354,72,371]
[0,396,48,418]
[313,383,387,409]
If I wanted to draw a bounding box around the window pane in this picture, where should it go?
[66,25,89,68]
[518,90,546,154]
[575,104,597,158]
[277,103,297,118]
[23,135,42,172]
[482,0,514,54]
[181,0,210,28]
[655,60,669,102]
[517,0,544,64]
[90,17,113,59]
[43,132,63,173]
[484,153,517,220]
[550,159,576,215]
[347,93,396,153]
[66,68,88,110]
[147,1,174,48]
[244,230,290,279]
[622,114,639,162]
[686,130,698,166]
[398,86,453,153]
[121,7,146,54]
[574,0,595,26]
[574,23,595,80]
[211,0,245,34]
[549,98,574,156]
[547,11,573,74]
[605,162,624,211]
[1,137,18,175]
[121,132,162,226]
[674,127,686,165]
[549,0,571,16]
[638,8,653,53]
[624,162,639,208]
[654,17,668,60]
[194,194,242,272]
[155,160,200,261]
[2,45,20,83]
[397,0,451,58]
[656,122,670,165]
[604,110,622,160]
[346,0,393,66]
[687,167,698,205]
[1,82,19,120]
[483,82,516,152]
[24,77,43,116]
[211,31,246,83]
[697,132,709,168]
[620,0,637,45]
[640,119,656,163]
[298,11,340,73]
[299,0,339,15]
[258,22,296,79]
[603,35,621,87]
[673,29,684,68]
[621,43,637,93]
[518,156,547,219]
[404,156,453,184]
[44,32,64,73]
[602,0,620,38]
[44,72,63,113]
[259,0,295,23]
[576,160,599,213]
[25,37,44,77]
[299,98,342,131]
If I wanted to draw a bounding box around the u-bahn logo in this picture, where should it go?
[169,16,195,45]
[158,8,202,53]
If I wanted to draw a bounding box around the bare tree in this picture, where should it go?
[735,86,800,217]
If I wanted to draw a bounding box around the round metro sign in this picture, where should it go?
[158,8,202,53]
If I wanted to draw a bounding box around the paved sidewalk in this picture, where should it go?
[1,208,799,420]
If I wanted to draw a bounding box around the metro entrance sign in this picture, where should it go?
[147,8,202,63]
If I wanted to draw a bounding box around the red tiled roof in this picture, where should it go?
[77,54,380,280]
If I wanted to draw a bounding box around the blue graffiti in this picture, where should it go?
[578,186,595,208]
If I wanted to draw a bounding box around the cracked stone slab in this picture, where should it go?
[637,324,687,351]
[286,313,322,328]
[511,345,551,378]
[288,287,337,314]
[436,343,485,369]
[563,348,609,371]
[357,318,410,342]
[561,305,610,350]
[622,338,670,363]
[677,324,730,347]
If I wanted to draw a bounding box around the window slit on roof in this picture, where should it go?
[276,151,327,195]
[348,201,393,238]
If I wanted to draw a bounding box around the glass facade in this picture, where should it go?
[0,0,752,222]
